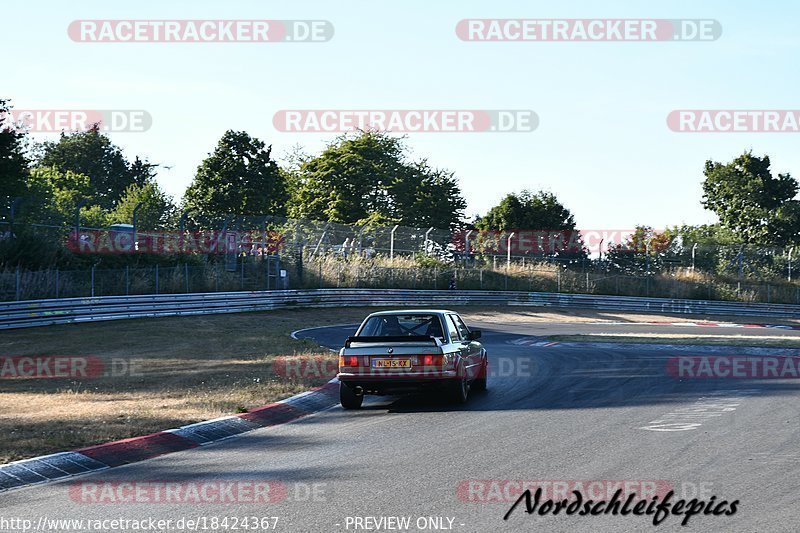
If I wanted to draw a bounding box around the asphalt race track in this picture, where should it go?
[2,319,800,533]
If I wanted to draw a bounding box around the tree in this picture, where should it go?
[290,131,466,229]
[0,99,29,202]
[701,151,800,245]
[473,190,585,259]
[388,160,466,230]
[107,182,176,230]
[25,166,96,225]
[476,190,578,231]
[183,130,288,219]
[36,125,155,209]
[605,225,672,274]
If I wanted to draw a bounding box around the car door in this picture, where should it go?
[448,313,481,379]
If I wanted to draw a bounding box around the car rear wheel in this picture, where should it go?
[448,365,469,404]
[472,358,488,392]
[340,383,364,409]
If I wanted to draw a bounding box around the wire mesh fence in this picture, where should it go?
[3,211,800,304]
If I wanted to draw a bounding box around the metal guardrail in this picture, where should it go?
[0,289,798,330]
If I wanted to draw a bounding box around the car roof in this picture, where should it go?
[365,309,456,317]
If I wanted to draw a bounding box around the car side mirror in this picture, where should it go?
[468,330,481,340]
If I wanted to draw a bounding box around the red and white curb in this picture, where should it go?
[510,338,560,347]
[590,320,800,330]
[0,380,340,493]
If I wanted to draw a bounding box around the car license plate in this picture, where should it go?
[372,359,411,369]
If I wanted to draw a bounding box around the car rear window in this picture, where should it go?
[358,314,445,339]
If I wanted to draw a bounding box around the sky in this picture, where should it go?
[4,0,800,230]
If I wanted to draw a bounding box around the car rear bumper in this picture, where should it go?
[337,370,458,394]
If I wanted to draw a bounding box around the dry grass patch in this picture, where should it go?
[0,307,379,463]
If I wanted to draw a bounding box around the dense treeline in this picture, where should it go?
[2,97,800,277]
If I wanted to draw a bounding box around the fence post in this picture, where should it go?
[91,265,95,297]
[15,267,20,301]
[215,267,219,292]
[55,268,60,299]
[507,233,515,269]
[319,260,323,289]
[126,266,130,296]
[557,268,561,292]
[241,259,245,290]
[586,272,589,292]
[480,269,483,290]
[185,263,190,293]
[155,265,159,294]
[767,284,771,304]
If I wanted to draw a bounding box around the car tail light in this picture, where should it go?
[339,356,359,367]
[420,355,443,366]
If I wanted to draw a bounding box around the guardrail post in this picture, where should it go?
[557,268,561,292]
